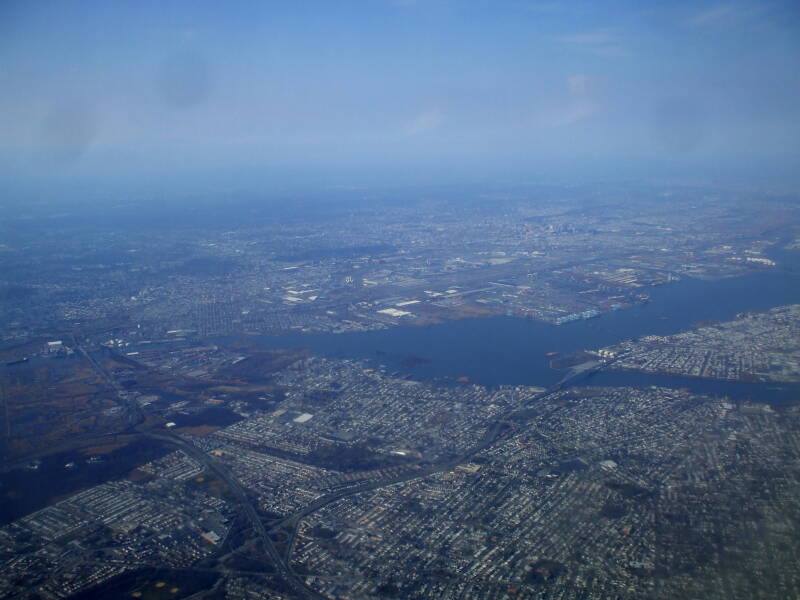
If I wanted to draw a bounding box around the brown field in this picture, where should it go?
[174,425,219,436]
[410,301,492,325]
[128,468,154,482]
[78,441,130,455]
[187,471,236,501]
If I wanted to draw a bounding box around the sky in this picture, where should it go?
[1,0,800,193]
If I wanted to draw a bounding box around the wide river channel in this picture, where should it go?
[245,244,800,402]
[2,244,799,524]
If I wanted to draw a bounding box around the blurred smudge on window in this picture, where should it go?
[157,52,210,109]
[37,100,99,166]
[651,97,707,154]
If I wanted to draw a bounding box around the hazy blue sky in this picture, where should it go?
[2,0,799,190]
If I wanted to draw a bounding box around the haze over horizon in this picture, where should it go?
[2,0,800,194]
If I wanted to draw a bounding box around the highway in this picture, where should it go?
[271,357,625,566]
[77,341,324,599]
[143,431,326,600]
[79,336,623,599]
[159,355,623,597]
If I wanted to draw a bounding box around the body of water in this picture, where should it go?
[2,246,798,526]
[243,245,800,396]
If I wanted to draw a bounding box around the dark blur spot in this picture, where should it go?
[651,97,706,154]
[39,101,98,166]
[157,52,210,108]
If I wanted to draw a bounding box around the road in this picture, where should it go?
[77,341,324,599]
[142,430,325,600]
[271,357,625,565]
[160,356,623,596]
[74,342,145,428]
[79,335,623,599]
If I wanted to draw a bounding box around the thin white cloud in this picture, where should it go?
[566,74,591,94]
[591,45,628,57]
[686,3,766,27]
[555,29,627,57]
[535,103,596,128]
[556,30,616,45]
[404,109,444,136]
[532,75,598,128]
